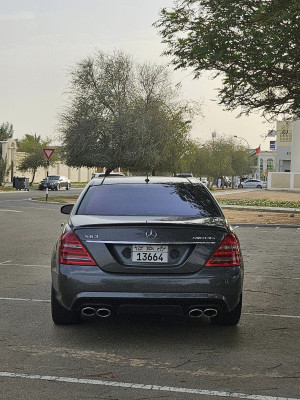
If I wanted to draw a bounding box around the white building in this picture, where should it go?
[253,150,276,180]
[275,121,292,172]
[267,119,300,191]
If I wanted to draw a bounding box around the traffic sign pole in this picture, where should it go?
[46,160,49,202]
[42,148,55,202]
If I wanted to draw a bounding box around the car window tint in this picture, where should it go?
[77,184,222,217]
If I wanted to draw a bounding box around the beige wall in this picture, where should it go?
[12,152,93,183]
[291,120,300,173]
[294,174,300,189]
[268,172,300,191]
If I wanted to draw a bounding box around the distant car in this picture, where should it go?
[238,179,267,189]
[200,177,208,186]
[39,175,71,191]
[51,176,243,326]
[92,172,125,179]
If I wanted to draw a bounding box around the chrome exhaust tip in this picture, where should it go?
[188,308,203,318]
[96,308,111,318]
[203,308,218,317]
[81,307,96,317]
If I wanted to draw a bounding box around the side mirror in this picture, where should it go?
[61,204,74,215]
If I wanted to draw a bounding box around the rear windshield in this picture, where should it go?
[76,183,221,218]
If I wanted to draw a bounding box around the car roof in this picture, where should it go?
[90,176,201,186]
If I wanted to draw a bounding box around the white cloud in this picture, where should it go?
[0,12,35,22]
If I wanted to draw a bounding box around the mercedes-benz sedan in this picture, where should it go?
[51,176,243,326]
[238,179,267,189]
[39,175,71,190]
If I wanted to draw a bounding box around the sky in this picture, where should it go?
[0,0,274,150]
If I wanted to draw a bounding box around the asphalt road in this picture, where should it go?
[0,190,299,400]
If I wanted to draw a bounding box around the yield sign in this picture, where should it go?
[43,148,55,160]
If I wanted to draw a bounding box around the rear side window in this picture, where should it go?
[77,183,222,218]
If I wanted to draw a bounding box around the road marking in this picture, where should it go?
[0,371,298,400]
[0,263,49,268]
[0,209,22,212]
[0,297,50,303]
[0,260,13,264]
[245,275,300,281]
[243,312,300,320]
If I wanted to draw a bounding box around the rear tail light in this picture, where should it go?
[59,231,96,266]
[205,233,241,267]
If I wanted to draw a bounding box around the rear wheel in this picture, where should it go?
[238,184,243,188]
[66,183,70,190]
[211,296,242,326]
[256,184,262,189]
[51,286,81,325]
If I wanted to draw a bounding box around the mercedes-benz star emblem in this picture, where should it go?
[145,229,157,239]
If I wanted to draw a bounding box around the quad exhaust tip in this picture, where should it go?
[81,306,111,318]
[203,308,218,317]
[188,308,203,318]
[189,308,218,318]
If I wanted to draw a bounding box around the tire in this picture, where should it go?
[238,184,243,188]
[66,183,70,190]
[256,185,262,189]
[51,286,81,325]
[55,184,60,191]
[211,295,242,326]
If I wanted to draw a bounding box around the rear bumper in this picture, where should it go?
[51,263,243,314]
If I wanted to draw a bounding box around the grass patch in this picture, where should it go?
[71,182,89,188]
[219,199,300,208]
[0,186,16,191]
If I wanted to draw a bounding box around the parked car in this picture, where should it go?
[238,179,267,189]
[200,177,208,186]
[39,175,71,190]
[51,176,244,326]
[176,173,193,178]
[92,172,124,179]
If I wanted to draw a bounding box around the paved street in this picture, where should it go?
[0,192,299,400]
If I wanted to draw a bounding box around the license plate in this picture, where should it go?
[132,245,168,263]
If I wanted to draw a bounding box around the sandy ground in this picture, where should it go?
[215,189,300,225]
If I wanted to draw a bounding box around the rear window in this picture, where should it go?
[76,183,222,218]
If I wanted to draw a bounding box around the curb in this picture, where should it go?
[230,223,300,229]
[220,205,300,214]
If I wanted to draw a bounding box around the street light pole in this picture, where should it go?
[233,135,250,148]
[233,135,252,185]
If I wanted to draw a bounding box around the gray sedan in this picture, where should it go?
[51,176,244,326]
[238,179,267,189]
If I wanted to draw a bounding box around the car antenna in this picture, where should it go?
[101,168,111,185]
[145,173,150,184]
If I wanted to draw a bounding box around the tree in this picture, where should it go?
[0,156,11,186]
[18,134,57,184]
[0,122,14,142]
[59,50,198,174]
[156,0,300,120]
[0,122,14,183]
[182,137,254,186]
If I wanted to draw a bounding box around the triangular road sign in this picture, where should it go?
[43,148,55,160]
